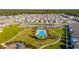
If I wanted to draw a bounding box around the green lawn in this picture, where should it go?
[43,42,65,49]
[0,24,24,44]
[7,27,65,49]
[10,27,41,48]
[1,26,66,49]
[43,27,66,49]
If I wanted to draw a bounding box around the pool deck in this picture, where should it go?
[36,27,47,38]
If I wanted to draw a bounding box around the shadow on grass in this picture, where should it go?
[60,40,66,44]
[29,35,38,39]
[59,44,66,49]
[59,39,66,49]
[59,40,72,49]
[48,34,58,39]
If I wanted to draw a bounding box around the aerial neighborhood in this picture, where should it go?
[0,10,79,49]
[0,14,68,31]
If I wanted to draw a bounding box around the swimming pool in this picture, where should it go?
[36,30,47,38]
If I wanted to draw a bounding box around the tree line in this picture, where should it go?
[0,9,79,16]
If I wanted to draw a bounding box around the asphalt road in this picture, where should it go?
[70,19,79,49]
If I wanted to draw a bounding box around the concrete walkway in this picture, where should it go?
[1,29,25,47]
[39,30,61,49]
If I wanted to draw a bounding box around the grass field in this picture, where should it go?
[0,23,66,49]
[5,27,66,49]
[0,24,24,44]
[43,28,66,49]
